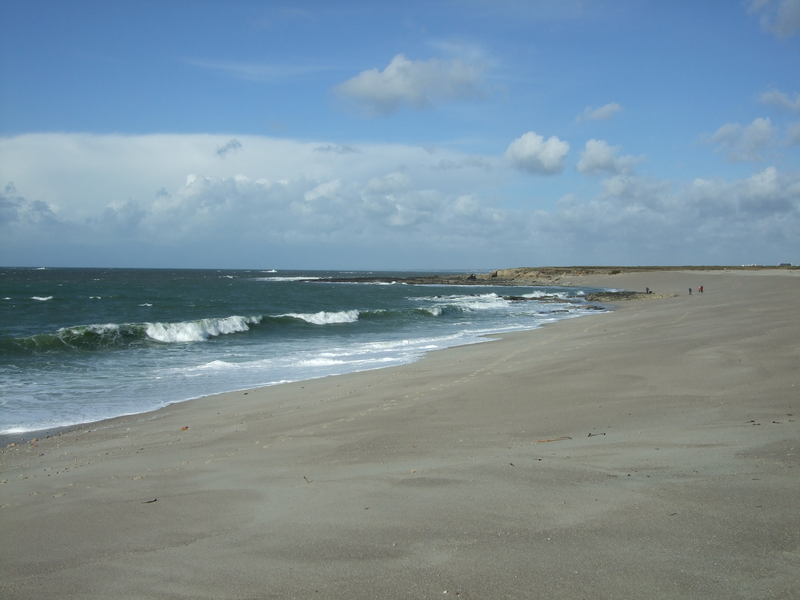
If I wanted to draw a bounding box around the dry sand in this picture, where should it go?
[1,270,798,599]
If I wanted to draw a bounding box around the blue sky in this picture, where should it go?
[1,0,799,269]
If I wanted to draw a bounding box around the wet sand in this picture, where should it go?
[1,269,798,599]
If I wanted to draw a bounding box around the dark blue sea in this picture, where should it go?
[0,268,606,433]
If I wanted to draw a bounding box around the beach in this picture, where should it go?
[1,269,798,599]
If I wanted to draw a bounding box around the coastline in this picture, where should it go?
[2,269,798,599]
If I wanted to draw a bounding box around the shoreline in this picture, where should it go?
[0,267,707,445]
[2,269,798,599]
[0,280,611,447]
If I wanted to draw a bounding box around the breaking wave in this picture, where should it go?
[2,315,263,353]
[145,316,261,342]
[281,310,360,325]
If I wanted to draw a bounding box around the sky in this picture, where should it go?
[1,0,799,270]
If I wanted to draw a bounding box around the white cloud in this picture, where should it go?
[334,54,484,116]
[576,139,639,175]
[304,179,341,202]
[545,166,800,264]
[749,0,800,37]
[504,132,570,175]
[760,89,800,112]
[432,156,493,171]
[706,117,775,162]
[1,134,798,268]
[314,144,360,154]
[576,103,622,122]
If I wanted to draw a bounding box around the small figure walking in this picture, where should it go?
[699,285,703,293]
[689,288,692,295]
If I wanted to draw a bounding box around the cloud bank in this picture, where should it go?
[2,133,797,268]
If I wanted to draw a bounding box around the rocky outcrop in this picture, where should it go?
[314,265,793,288]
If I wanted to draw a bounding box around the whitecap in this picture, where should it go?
[31,296,53,301]
[253,276,322,282]
[282,310,359,325]
[190,360,238,371]
[145,315,261,343]
[414,293,509,312]
[294,357,347,367]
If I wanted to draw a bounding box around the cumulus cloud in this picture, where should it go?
[576,103,622,122]
[549,166,800,264]
[2,133,798,268]
[504,132,570,175]
[760,89,800,112]
[706,117,775,162]
[0,134,517,265]
[0,182,60,227]
[749,0,800,37]
[576,139,639,175]
[334,54,484,116]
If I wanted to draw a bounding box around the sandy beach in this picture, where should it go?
[1,269,798,599]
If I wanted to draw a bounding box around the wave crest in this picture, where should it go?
[282,310,360,325]
[146,316,261,342]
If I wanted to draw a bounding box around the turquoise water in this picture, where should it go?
[0,268,605,433]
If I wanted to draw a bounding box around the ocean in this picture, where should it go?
[0,268,607,435]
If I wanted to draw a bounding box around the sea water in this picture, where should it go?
[0,268,606,434]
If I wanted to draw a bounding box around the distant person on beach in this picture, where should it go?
[689,288,692,295]
[699,286,703,293]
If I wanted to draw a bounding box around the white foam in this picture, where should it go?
[253,276,322,282]
[416,293,510,311]
[283,310,359,325]
[294,357,347,367]
[191,360,238,371]
[145,315,260,343]
[521,291,570,299]
[31,296,53,301]
[58,323,121,336]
